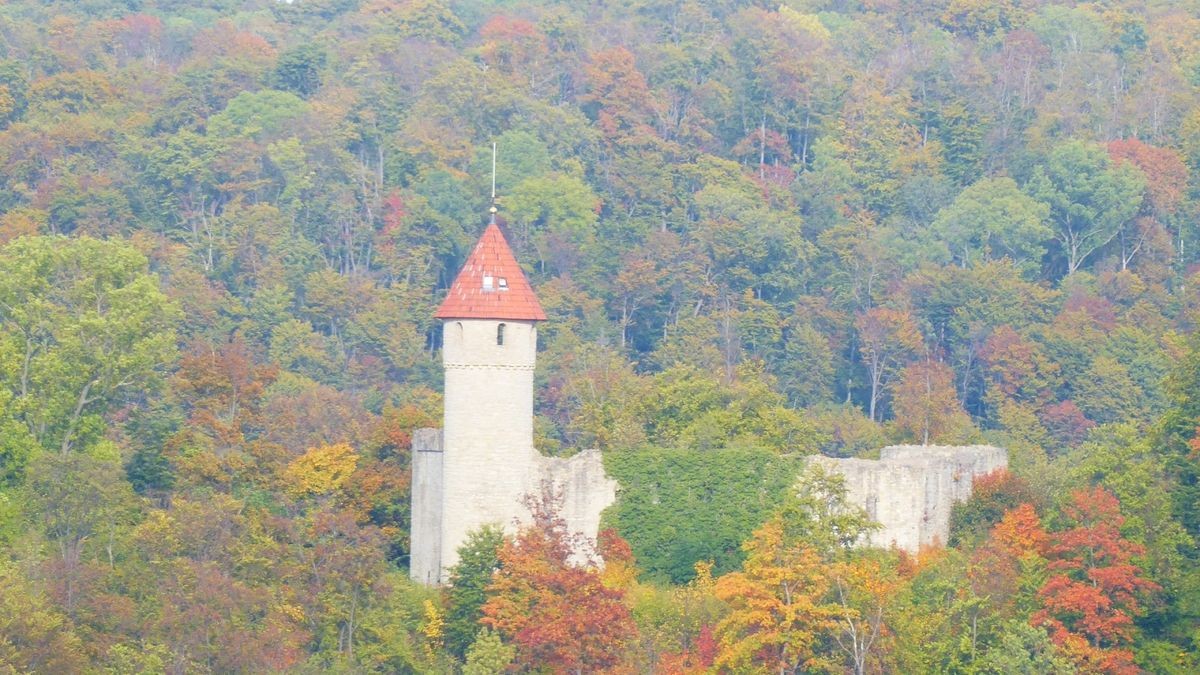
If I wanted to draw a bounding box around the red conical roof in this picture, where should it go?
[435,222,547,321]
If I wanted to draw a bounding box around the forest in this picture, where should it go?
[0,0,1199,672]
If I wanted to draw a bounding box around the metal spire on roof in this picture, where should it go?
[489,141,498,225]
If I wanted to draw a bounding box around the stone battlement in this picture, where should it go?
[808,444,1007,552]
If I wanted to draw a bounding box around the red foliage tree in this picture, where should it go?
[1033,486,1159,675]
[1039,400,1096,448]
[581,47,659,142]
[172,337,278,454]
[1107,139,1188,218]
[951,469,1045,546]
[965,502,1049,626]
[481,490,637,673]
[656,624,717,674]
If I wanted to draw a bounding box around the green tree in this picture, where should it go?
[931,177,1052,272]
[206,89,308,141]
[1026,141,1146,275]
[0,59,29,128]
[1154,329,1200,541]
[25,451,138,616]
[462,628,515,675]
[444,525,505,658]
[504,172,600,276]
[272,44,327,98]
[778,321,836,407]
[976,620,1074,674]
[1073,356,1146,425]
[0,236,180,459]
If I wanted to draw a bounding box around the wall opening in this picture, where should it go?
[497,323,506,345]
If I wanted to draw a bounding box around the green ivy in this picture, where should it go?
[603,447,802,584]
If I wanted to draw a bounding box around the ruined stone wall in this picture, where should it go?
[409,435,616,584]
[409,429,443,585]
[809,445,1007,552]
[533,448,617,551]
[409,316,617,584]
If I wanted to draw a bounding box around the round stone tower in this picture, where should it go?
[432,222,547,577]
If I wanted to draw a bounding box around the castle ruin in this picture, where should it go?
[809,444,1007,552]
[409,222,615,585]
[409,219,1008,583]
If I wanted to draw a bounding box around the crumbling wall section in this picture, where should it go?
[810,445,1007,552]
[533,448,617,549]
[409,428,444,585]
[410,433,616,584]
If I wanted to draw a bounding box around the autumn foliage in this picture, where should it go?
[481,493,637,673]
[713,517,843,673]
[0,0,1199,670]
[1033,487,1159,675]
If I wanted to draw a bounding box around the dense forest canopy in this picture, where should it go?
[1,0,1199,672]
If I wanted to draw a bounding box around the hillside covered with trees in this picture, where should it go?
[1,0,1199,672]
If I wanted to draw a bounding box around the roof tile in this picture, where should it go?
[434,223,547,321]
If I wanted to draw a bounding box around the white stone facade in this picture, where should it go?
[809,444,1007,552]
[410,318,616,584]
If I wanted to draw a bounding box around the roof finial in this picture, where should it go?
[489,141,498,225]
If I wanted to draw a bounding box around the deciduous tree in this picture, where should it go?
[481,491,636,673]
[1026,141,1145,275]
[1033,487,1158,674]
[856,307,923,421]
[713,517,842,673]
[0,236,180,457]
[444,525,504,658]
[891,359,976,445]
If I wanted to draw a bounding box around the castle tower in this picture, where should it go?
[411,218,614,586]
[421,222,547,581]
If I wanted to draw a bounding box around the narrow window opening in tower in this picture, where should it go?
[498,277,508,291]
[497,323,506,345]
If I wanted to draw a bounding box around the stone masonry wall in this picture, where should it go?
[410,433,615,583]
[437,319,540,580]
[809,445,1007,552]
[409,428,443,585]
[410,318,617,584]
[533,448,617,553]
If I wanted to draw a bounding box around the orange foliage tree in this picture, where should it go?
[481,490,637,673]
[1033,487,1159,675]
[828,554,903,675]
[855,307,923,421]
[891,359,975,444]
[713,516,843,673]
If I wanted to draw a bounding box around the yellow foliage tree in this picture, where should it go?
[828,555,903,675]
[283,443,359,497]
[422,598,445,662]
[713,517,843,673]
